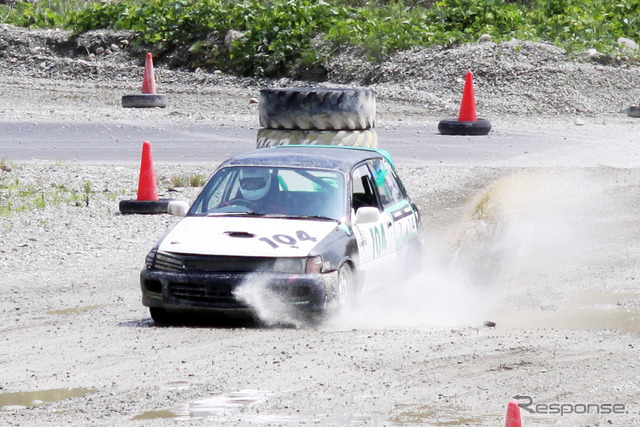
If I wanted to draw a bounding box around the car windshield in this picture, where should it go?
[189,166,346,220]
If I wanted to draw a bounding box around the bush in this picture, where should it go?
[2,0,640,79]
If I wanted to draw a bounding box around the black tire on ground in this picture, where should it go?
[121,94,167,108]
[256,128,378,148]
[626,106,640,118]
[149,307,173,325]
[335,263,356,313]
[438,118,492,136]
[259,88,376,130]
[119,199,172,214]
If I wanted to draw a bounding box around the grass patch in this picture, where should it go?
[0,165,104,216]
[169,173,207,190]
[0,0,639,77]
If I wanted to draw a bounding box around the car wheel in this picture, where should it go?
[256,128,378,149]
[437,118,492,135]
[335,263,356,312]
[121,94,167,108]
[259,88,376,130]
[149,307,173,325]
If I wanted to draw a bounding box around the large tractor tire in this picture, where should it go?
[259,88,376,130]
[256,128,378,149]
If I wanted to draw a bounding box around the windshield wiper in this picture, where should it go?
[288,215,337,221]
[206,211,266,217]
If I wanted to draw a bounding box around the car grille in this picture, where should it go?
[168,279,245,306]
[153,251,275,273]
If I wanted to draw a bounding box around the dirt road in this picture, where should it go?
[1,45,640,425]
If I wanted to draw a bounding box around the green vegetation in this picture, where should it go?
[169,173,208,189]
[0,163,104,215]
[1,0,639,78]
[0,178,93,215]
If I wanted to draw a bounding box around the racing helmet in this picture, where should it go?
[239,168,271,201]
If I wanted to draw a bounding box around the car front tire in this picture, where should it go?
[149,307,173,325]
[336,263,356,312]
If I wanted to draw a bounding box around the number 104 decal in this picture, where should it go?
[369,223,387,258]
[259,230,317,249]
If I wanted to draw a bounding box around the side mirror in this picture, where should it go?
[355,206,380,224]
[167,201,189,217]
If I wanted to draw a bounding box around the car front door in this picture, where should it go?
[350,163,397,283]
[368,158,419,255]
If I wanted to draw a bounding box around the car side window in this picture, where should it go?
[191,168,239,214]
[369,159,405,208]
[351,164,379,211]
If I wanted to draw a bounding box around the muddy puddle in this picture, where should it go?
[46,304,103,316]
[132,389,510,425]
[0,387,96,410]
[132,389,280,421]
[492,292,640,335]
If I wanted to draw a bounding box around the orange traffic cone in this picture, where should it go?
[137,140,159,201]
[438,70,492,135]
[121,52,167,108]
[141,53,157,95]
[119,141,173,214]
[505,400,522,427]
[458,70,478,122]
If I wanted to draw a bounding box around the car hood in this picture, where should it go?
[158,216,339,257]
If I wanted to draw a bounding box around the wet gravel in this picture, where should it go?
[2,24,640,426]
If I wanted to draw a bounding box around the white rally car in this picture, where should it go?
[140,145,421,324]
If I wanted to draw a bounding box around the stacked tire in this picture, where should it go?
[256,88,378,148]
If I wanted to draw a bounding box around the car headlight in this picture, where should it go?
[145,249,157,268]
[273,258,305,274]
[145,250,184,272]
[305,256,323,274]
[272,256,323,274]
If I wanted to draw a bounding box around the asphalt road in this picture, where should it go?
[2,116,640,168]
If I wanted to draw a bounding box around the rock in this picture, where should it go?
[224,30,245,52]
[617,37,638,51]
[586,48,600,59]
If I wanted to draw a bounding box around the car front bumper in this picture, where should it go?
[140,267,337,314]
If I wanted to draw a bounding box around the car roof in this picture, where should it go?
[222,145,395,173]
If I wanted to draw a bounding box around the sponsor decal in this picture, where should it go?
[259,230,317,249]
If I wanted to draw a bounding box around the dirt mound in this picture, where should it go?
[1,24,640,117]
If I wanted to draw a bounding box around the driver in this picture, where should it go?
[239,168,271,202]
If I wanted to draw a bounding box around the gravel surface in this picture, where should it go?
[1,24,640,426]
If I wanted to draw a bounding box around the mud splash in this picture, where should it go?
[327,169,614,330]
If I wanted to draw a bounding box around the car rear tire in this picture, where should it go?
[259,88,376,130]
[256,128,378,148]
